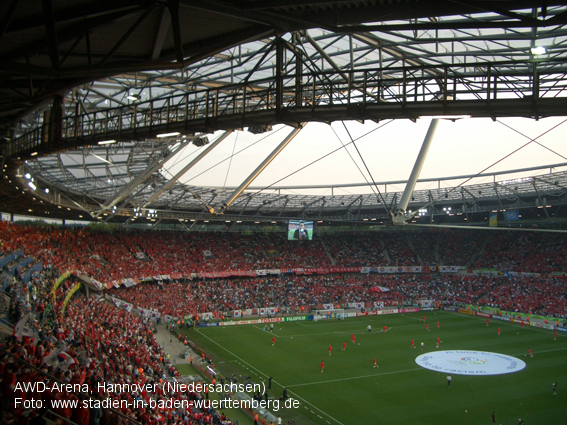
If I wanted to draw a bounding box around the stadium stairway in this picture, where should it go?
[466,234,492,268]
[406,235,423,265]
[319,239,337,265]
[0,316,13,338]
[154,323,195,365]
[0,289,9,319]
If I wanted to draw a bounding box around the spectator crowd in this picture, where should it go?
[1,220,567,425]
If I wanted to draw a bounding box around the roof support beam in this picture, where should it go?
[304,31,349,82]
[532,180,552,222]
[41,0,60,72]
[178,0,307,32]
[95,139,190,215]
[100,5,156,66]
[152,6,172,60]
[277,196,290,217]
[143,130,232,208]
[220,124,305,213]
[0,0,19,41]
[167,0,184,64]
[392,119,439,225]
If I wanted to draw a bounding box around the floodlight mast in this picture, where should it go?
[391,118,439,226]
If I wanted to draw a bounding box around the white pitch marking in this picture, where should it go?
[287,368,422,388]
[195,329,345,425]
[253,324,281,337]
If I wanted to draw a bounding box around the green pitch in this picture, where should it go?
[182,311,567,425]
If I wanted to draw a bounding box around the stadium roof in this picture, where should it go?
[1,1,567,228]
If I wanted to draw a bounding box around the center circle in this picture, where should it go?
[415,350,526,375]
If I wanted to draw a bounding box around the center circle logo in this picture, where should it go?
[458,357,487,365]
[416,350,526,375]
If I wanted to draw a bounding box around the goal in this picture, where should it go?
[314,308,345,321]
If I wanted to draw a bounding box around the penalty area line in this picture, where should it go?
[287,367,423,388]
[195,329,345,425]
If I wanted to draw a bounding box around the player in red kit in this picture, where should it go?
[320,361,324,373]
[486,318,489,326]
[342,342,347,351]
[423,315,426,323]
[554,331,557,340]
[497,327,501,336]
[436,337,440,348]
[410,339,415,349]
[272,337,275,346]
[383,325,388,333]
[373,358,378,368]
[529,348,533,358]
[353,336,357,344]
[437,321,440,330]
[426,323,430,332]
[350,333,354,343]
[328,345,332,356]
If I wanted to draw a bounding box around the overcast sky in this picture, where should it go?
[164,116,567,196]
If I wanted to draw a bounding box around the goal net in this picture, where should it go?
[314,308,345,321]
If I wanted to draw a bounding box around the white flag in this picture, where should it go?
[14,313,30,340]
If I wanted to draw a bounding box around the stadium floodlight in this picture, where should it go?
[24,173,31,179]
[419,115,471,120]
[28,181,36,190]
[157,132,180,138]
[192,136,209,147]
[98,140,116,145]
[531,46,546,55]
[248,125,273,134]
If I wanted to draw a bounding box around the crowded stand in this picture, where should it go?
[407,231,438,266]
[476,276,567,317]
[325,234,388,267]
[108,273,564,317]
[471,232,567,272]
[436,229,486,266]
[379,233,418,266]
[1,270,223,425]
[5,222,567,280]
[2,219,567,425]
[1,222,567,309]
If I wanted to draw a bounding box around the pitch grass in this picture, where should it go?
[182,311,567,425]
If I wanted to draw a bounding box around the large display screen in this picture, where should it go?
[288,220,313,240]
